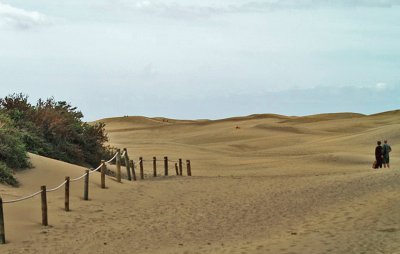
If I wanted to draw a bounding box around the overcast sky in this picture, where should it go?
[0,0,399,120]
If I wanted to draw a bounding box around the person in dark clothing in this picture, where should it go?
[375,141,383,169]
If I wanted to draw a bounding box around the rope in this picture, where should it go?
[2,152,121,204]
[70,172,87,182]
[3,190,43,204]
[152,159,180,163]
[89,164,102,174]
[106,152,118,164]
[142,159,183,165]
[130,159,142,167]
[46,180,68,192]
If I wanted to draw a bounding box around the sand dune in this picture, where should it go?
[1,111,399,254]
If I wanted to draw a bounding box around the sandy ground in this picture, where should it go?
[1,111,399,254]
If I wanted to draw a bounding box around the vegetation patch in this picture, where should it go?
[0,94,113,186]
[0,162,19,186]
[0,113,30,186]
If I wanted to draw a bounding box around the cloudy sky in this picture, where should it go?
[0,0,399,120]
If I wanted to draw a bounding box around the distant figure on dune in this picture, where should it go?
[374,141,383,169]
[382,140,392,168]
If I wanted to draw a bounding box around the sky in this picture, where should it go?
[0,0,399,120]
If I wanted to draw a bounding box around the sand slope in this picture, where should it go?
[1,111,400,254]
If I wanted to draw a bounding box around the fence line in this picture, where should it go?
[106,152,118,164]
[0,149,192,244]
[2,190,43,204]
[3,153,117,203]
[88,164,102,175]
[70,173,87,183]
[46,180,68,193]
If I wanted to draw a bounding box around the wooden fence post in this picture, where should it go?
[175,163,179,175]
[101,160,106,189]
[123,148,132,181]
[84,170,89,201]
[186,160,192,176]
[65,177,70,212]
[164,156,168,176]
[139,157,144,180]
[116,149,122,183]
[130,160,137,181]
[153,157,157,177]
[0,197,5,244]
[179,158,183,176]
[41,186,48,226]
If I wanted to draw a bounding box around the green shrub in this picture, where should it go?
[0,113,28,186]
[0,162,18,186]
[0,94,113,169]
[0,114,30,169]
[0,127,31,169]
[21,129,52,156]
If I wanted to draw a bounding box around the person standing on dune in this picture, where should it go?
[375,141,383,169]
[382,140,392,168]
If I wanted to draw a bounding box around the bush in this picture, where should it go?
[0,94,113,169]
[0,92,117,186]
[0,128,30,169]
[0,162,18,186]
[0,114,30,169]
[0,113,29,186]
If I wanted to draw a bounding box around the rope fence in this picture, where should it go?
[2,190,42,204]
[88,164,102,175]
[0,148,192,244]
[46,180,68,193]
[106,152,118,164]
[70,173,87,183]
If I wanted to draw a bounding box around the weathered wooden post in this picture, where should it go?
[0,197,5,244]
[139,157,144,180]
[116,149,122,183]
[84,170,89,200]
[186,160,192,176]
[130,160,137,181]
[65,176,70,212]
[164,156,168,176]
[123,148,132,181]
[41,186,48,226]
[153,157,157,177]
[179,158,183,176]
[101,160,106,189]
[175,163,179,175]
